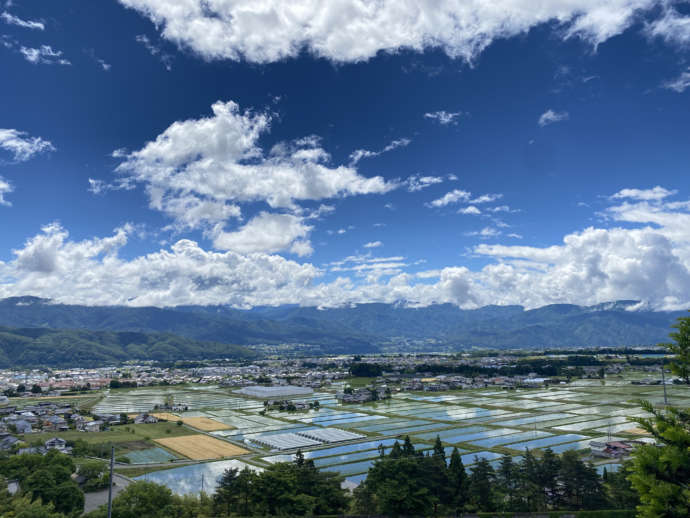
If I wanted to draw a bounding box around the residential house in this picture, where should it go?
[83,420,102,432]
[45,437,72,454]
[43,415,69,432]
[133,413,158,424]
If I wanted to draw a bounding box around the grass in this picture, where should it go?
[21,422,195,445]
[345,377,375,388]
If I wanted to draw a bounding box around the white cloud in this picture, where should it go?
[538,109,569,126]
[470,193,503,204]
[467,226,501,238]
[406,174,444,192]
[610,186,676,201]
[663,68,690,93]
[1,11,44,30]
[117,101,393,220]
[135,34,173,70]
[0,176,13,206]
[114,100,394,252]
[0,223,322,308]
[487,205,518,213]
[19,45,70,65]
[429,189,502,208]
[349,137,410,165]
[363,241,383,248]
[4,187,690,312]
[645,7,690,47]
[211,212,313,256]
[458,205,481,215]
[424,110,462,125]
[428,189,471,208]
[118,0,662,64]
[0,128,55,162]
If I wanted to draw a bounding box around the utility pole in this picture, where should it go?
[107,446,115,518]
[201,473,205,493]
[661,360,668,406]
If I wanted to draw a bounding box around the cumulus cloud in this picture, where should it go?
[458,206,481,215]
[1,11,44,30]
[428,189,471,208]
[663,67,690,92]
[0,223,322,308]
[610,186,676,201]
[117,0,663,64]
[211,212,313,256]
[406,174,444,192]
[0,128,55,162]
[4,187,690,311]
[428,189,502,208]
[0,176,13,206]
[117,101,393,215]
[114,100,394,253]
[424,110,462,125]
[349,137,410,165]
[538,109,569,126]
[19,45,70,65]
[363,241,383,248]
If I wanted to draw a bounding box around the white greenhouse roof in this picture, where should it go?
[234,385,314,398]
[296,428,364,443]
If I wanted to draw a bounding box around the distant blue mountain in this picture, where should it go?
[0,297,685,353]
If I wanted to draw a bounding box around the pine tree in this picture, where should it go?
[467,457,497,512]
[448,447,468,512]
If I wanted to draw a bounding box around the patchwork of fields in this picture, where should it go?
[81,378,687,495]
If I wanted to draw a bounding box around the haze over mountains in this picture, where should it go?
[0,297,684,366]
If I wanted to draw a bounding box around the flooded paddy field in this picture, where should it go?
[84,377,684,496]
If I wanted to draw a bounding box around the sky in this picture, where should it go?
[1,0,690,311]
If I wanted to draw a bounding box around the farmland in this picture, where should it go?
[58,367,686,498]
[155,435,249,460]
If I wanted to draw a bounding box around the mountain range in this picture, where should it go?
[0,297,685,366]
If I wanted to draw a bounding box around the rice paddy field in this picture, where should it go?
[82,377,687,495]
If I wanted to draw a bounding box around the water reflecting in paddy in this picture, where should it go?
[135,459,261,496]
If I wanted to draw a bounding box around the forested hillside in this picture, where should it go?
[0,326,256,367]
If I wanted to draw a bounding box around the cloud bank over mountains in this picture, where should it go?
[2,186,689,311]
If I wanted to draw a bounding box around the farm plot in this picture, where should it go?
[178,417,232,431]
[440,428,523,445]
[155,435,249,460]
[554,416,629,432]
[498,413,574,427]
[415,426,488,440]
[471,430,552,448]
[124,447,178,464]
[505,433,588,451]
[263,438,401,463]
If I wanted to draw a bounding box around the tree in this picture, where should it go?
[86,481,176,518]
[53,481,84,516]
[496,454,518,511]
[448,447,468,511]
[629,401,690,517]
[605,464,639,510]
[538,447,561,509]
[402,435,416,457]
[467,457,497,512]
[30,384,42,394]
[661,312,690,384]
[432,435,445,459]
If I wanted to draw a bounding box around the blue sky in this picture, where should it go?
[1,0,690,310]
